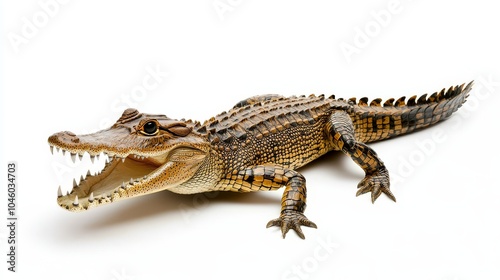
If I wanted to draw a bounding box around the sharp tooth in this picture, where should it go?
[140,156,145,160]
[121,182,126,189]
[97,154,100,160]
[143,176,147,180]
[50,146,54,155]
[90,155,95,163]
[80,175,84,183]
[78,153,83,161]
[121,157,125,163]
[129,178,134,185]
[70,153,77,163]
[73,195,79,206]
[56,147,60,153]
[86,170,91,177]
[66,191,70,196]
[62,150,66,156]
[89,192,94,203]
[57,186,62,197]
[73,178,78,188]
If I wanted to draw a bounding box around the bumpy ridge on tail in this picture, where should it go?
[351,81,473,143]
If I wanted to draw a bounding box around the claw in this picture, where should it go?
[281,223,292,239]
[301,219,317,229]
[356,185,371,197]
[267,211,317,239]
[266,218,280,228]
[371,185,381,203]
[383,188,396,202]
[356,168,396,203]
[292,223,305,239]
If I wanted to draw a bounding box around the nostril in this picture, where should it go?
[48,131,81,147]
[53,131,80,143]
[62,131,79,141]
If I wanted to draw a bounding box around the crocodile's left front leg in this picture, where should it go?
[223,165,317,239]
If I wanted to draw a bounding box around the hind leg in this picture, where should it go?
[326,111,396,203]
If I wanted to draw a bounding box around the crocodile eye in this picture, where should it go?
[143,121,158,135]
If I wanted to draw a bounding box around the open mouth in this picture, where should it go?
[50,145,167,211]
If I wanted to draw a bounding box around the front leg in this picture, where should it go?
[265,171,317,239]
[223,165,317,239]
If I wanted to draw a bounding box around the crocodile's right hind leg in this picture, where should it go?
[325,110,396,203]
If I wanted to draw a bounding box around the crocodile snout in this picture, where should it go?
[48,131,80,146]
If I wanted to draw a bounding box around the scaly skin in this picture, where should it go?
[48,81,473,239]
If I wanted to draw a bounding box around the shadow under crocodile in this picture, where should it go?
[88,191,282,229]
[47,151,364,242]
[86,151,360,224]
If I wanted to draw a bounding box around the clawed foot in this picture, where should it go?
[356,167,396,203]
[266,211,317,239]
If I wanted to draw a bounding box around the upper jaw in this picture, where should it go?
[48,130,154,160]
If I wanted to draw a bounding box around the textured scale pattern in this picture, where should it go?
[350,83,471,143]
[48,81,473,239]
[195,95,349,169]
[186,82,472,237]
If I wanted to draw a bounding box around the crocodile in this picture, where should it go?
[48,81,473,239]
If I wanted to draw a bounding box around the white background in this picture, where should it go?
[2,1,500,279]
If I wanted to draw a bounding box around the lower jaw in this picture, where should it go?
[56,158,160,211]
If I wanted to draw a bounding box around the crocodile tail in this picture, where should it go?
[351,81,473,143]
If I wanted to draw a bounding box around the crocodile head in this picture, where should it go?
[48,108,209,211]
